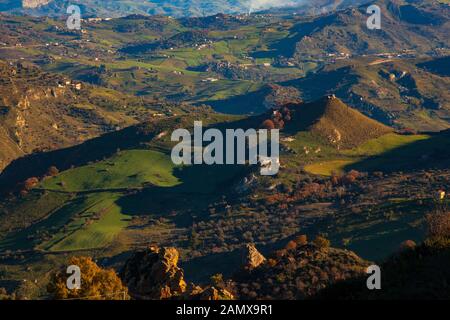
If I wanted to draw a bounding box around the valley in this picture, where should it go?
[0,0,449,301]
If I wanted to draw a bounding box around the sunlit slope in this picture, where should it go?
[41,150,181,192]
[0,112,248,253]
[285,97,392,149]
[302,130,450,176]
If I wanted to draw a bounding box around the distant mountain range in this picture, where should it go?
[0,0,371,18]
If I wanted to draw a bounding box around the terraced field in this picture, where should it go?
[1,150,179,252]
[0,144,249,253]
[42,194,130,252]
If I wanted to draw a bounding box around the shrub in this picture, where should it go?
[23,177,39,191]
[46,166,59,177]
[275,119,285,129]
[261,119,275,130]
[275,249,287,259]
[313,235,330,249]
[14,280,39,300]
[341,170,360,184]
[285,240,297,251]
[267,259,277,267]
[0,287,12,300]
[424,236,450,250]
[47,256,130,300]
[330,175,340,186]
[210,274,224,288]
[294,235,308,246]
[399,240,417,252]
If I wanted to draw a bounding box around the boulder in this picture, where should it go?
[242,244,266,271]
[120,246,187,299]
[184,284,234,300]
[198,287,234,300]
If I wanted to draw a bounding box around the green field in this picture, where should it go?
[1,150,180,252]
[41,150,181,192]
[1,146,249,253]
[44,194,130,252]
[303,133,432,176]
[343,133,431,157]
[304,160,355,176]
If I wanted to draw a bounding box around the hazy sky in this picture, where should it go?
[247,0,305,13]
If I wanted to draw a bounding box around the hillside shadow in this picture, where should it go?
[345,131,450,173]
[181,240,287,284]
[181,249,243,284]
[114,117,268,227]
[203,88,270,115]
[115,163,251,228]
[417,56,450,77]
[204,65,356,116]
[281,66,358,100]
[0,125,154,193]
[251,14,338,59]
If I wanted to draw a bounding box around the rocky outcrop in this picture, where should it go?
[197,287,234,300]
[183,284,234,301]
[120,246,187,299]
[121,246,235,300]
[234,244,370,300]
[242,244,266,271]
[0,61,137,173]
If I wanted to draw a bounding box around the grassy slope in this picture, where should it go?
[44,193,129,252]
[303,133,431,175]
[41,150,180,192]
[308,98,393,149]
[0,142,247,252]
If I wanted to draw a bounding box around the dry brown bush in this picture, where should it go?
[285,240,297,251]
[261,119,275,130]
[294,235,308,246]
[313,235,331,249]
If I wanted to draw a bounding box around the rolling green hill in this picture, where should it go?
[0,94,449,298]
[0,2,447,130]
[1,96,446,254]
[281,57,450,131]
[0,1,449,300]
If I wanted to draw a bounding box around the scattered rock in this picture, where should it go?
[198,287,234,300]
[183,283,234,300]
[242,244,266,271]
